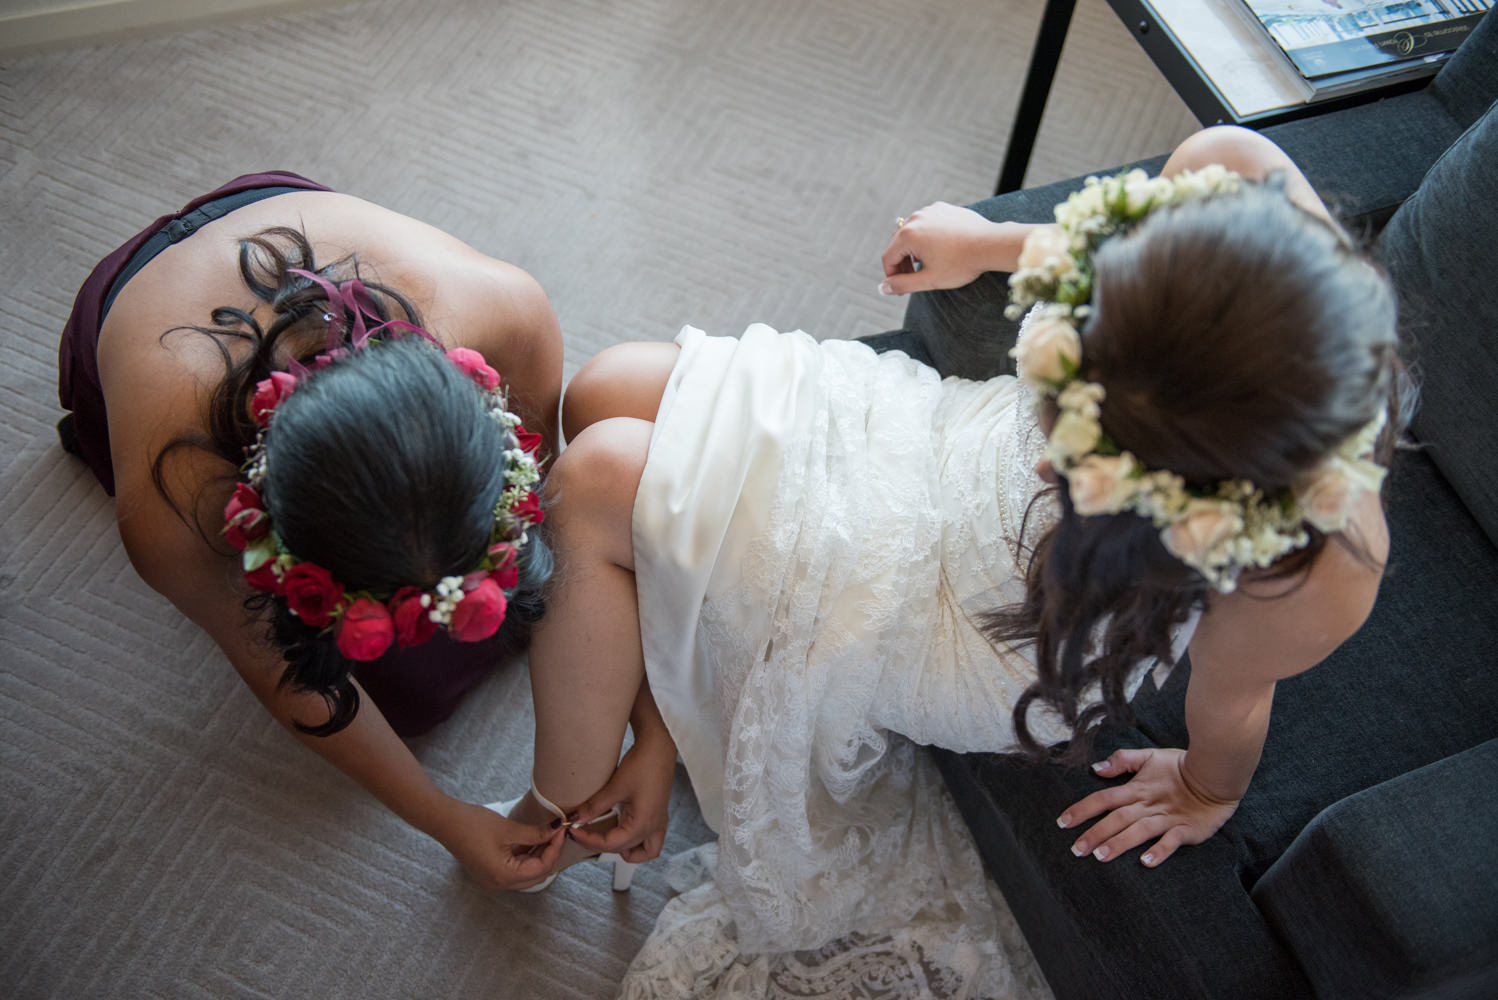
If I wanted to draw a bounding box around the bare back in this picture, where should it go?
[96,190,562,695]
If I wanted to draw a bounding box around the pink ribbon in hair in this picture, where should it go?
[289,268,441,351]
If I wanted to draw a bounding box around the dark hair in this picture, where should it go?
[989,179,1408,761]
[155,228,551,736]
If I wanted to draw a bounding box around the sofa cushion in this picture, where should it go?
[1260,91,1461,235]
[1251,739,1498,1000]
[1377,97,1498,551]
[1430,9,1498,127]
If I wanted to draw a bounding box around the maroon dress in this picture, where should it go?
[57,172,509,736]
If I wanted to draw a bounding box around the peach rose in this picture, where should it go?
[1017,225,1077,278]
[1161,501,1243,566]
[1298,456,1385,533]
[1066,454,1138,516]
[1046,412,1102,469]
[1014,315,1081,385]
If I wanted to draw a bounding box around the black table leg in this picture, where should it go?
[995,0,1077,194]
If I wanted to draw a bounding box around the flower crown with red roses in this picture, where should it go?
[222,273,546,661]
[1007,167,1387,592]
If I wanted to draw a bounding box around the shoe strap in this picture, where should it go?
[530,778,622,830]
[528,778,568,821]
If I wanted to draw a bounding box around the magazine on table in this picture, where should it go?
[1237,1,1491,79]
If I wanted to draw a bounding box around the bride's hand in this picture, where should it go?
[441,800,566,892]
[566,728,677,863]
[1056,747,1241,868]
[878,203,1020,295]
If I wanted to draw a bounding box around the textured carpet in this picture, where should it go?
[0,1,1198,997]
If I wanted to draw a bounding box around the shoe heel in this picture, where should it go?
[603,853,637,891]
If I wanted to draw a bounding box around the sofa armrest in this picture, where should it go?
[1252,739,1498,1000]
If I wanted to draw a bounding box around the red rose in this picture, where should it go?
[244,560,284,595]
[223,483,269,550]
[515,425,543,457]
[487,543,519,590]
[282,562,344,628]
[389,586,438,649]
[335,597,396,661]
[449,578,507,642]
[445,347,501,391]
[251,371,299,427]
[512,491,545,525]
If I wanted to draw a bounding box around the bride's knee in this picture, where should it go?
[562,342,678,444]
[545,417,652,557]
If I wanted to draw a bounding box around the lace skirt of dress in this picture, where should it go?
[626,326,1053,1000]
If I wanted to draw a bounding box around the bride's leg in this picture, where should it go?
[561,341,679,443]
[518,416,654,843]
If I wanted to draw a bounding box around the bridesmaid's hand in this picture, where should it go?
[566,729,677,863]
[442,800,566,892]
[1055,747,1241,868]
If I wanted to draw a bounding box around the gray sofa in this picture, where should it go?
[869,14,1498,999]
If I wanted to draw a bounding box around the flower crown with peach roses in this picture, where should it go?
[1007,167,1387,592]
[221,271,546,661]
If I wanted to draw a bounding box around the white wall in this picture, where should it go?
[0,0,341,55]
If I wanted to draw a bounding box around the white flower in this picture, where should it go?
[1013,314,1081,385]
[1056,380,1104,421]
[1130,470,1185,523]
[1046,411,1101,468]
[1066,453,1138,515]
[1055,181,1106,228]
[1017,225,1078,279]
[1171,164,1239,202]
[1248,524,1303,566]
[1121,169,1154,214]
[1161,500,1243,566]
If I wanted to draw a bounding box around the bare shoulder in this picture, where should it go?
[1162,126,1331,223]
[290,195,566,452]
[1191,491,1388,685]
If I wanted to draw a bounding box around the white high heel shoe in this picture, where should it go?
[486,779,638,893]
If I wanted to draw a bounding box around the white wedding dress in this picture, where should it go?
[623,325,1171,1000]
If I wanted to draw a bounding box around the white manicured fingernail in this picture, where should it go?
[1092,846,1110,861]
[878,281,894,295]
[1071,842,1087,857]
[1141,853,1156,866]
[1091,761,1109,772]
[1056,814,1072,829]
